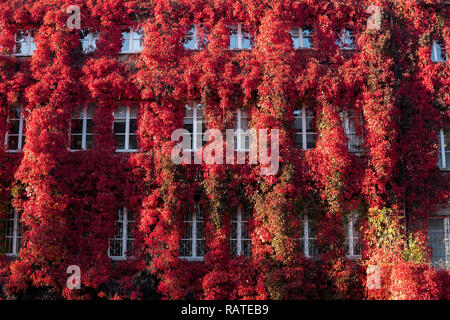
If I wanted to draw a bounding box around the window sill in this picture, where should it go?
[179,256,204,262]
[5,150,23,153]
[115,149,139,153]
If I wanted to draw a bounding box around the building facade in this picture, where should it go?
[0,1,448,300]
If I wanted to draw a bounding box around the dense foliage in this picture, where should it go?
[0,0,448,300]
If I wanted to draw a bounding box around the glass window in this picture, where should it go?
[5,107,26,152]
[344,110,364,153]
[230,208,251,256]
[431,40,448,63]
[438,128,449,170]
[14,30,36,56]
[183,103,205,151]
[109,208,135,260]
[81,31,98,53]
[180,205,204,260]
[3,208,22,256]
[70,105,94,150]
[293,106,316,150]
[291,27,313,49]
[233,109,250,152]
[229,24,252,50]
[337,29,355,50]
[121,27,143,53]
[114,106,138,152]
[428,218,449,269]
[344,211,361,257]
[300,215,318,257]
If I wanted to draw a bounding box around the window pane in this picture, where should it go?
[184,26,196,49]
[229,25,239,49]
[429,219,446,267]
[302,29,313,49]
[129,135,138,150]
[7,136,19,150]
[306,134,316,149]
[116,135,125,150]
[121,32,130,52]
[71,119,83,134]
[114,121,126,134]
[70,135,83,150]
[85,134,94,149]
[133,29,144,52]
[291,27,300,49]
[242,27,252,49]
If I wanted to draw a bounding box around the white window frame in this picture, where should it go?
[81,31,98,54]
[343,110,364,154]
[429,217,450,269]
[290,27,313,50]
[183,103,205,152]
[294,106,315,150]
[438,128,448,170]
[108,207,134,261]
[183,24,206,50]
[14,30,36,57]
[229,23,252,50]
[5,107,25,152]
[180,205,204,261]
[69,106,93,151]
[301,215,316,258]
[431,40,448,63]
[337,29,355,51]
[234,109,250,152]
[114,106,138,153]
[120,27,143,54]
[4,208,21,257]
[345,212,361,258]
[230,207,251,256]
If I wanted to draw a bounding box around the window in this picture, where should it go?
[290,27,313,49]
[233,109,250,152]
[183,24,208,50]
[5,107,26,152]
[229,24,252,50]
[343,110,364,153]
[230,208,251,256]
[344,212,361,258]
[14,30,36,56]
[70,105,94,151]
[293,106,316,150]
[438,128,449,170]
[180,205,204,260]
[121,27,143,53]
[109,208,135,260]
[300,215,318,258]
[114,106,138,152]
[183,103,206,151]
[428,218,449,269]
[81,31,98,54]
[337,29,355,50]
[3,208,22,256]
[431,40,448,63]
